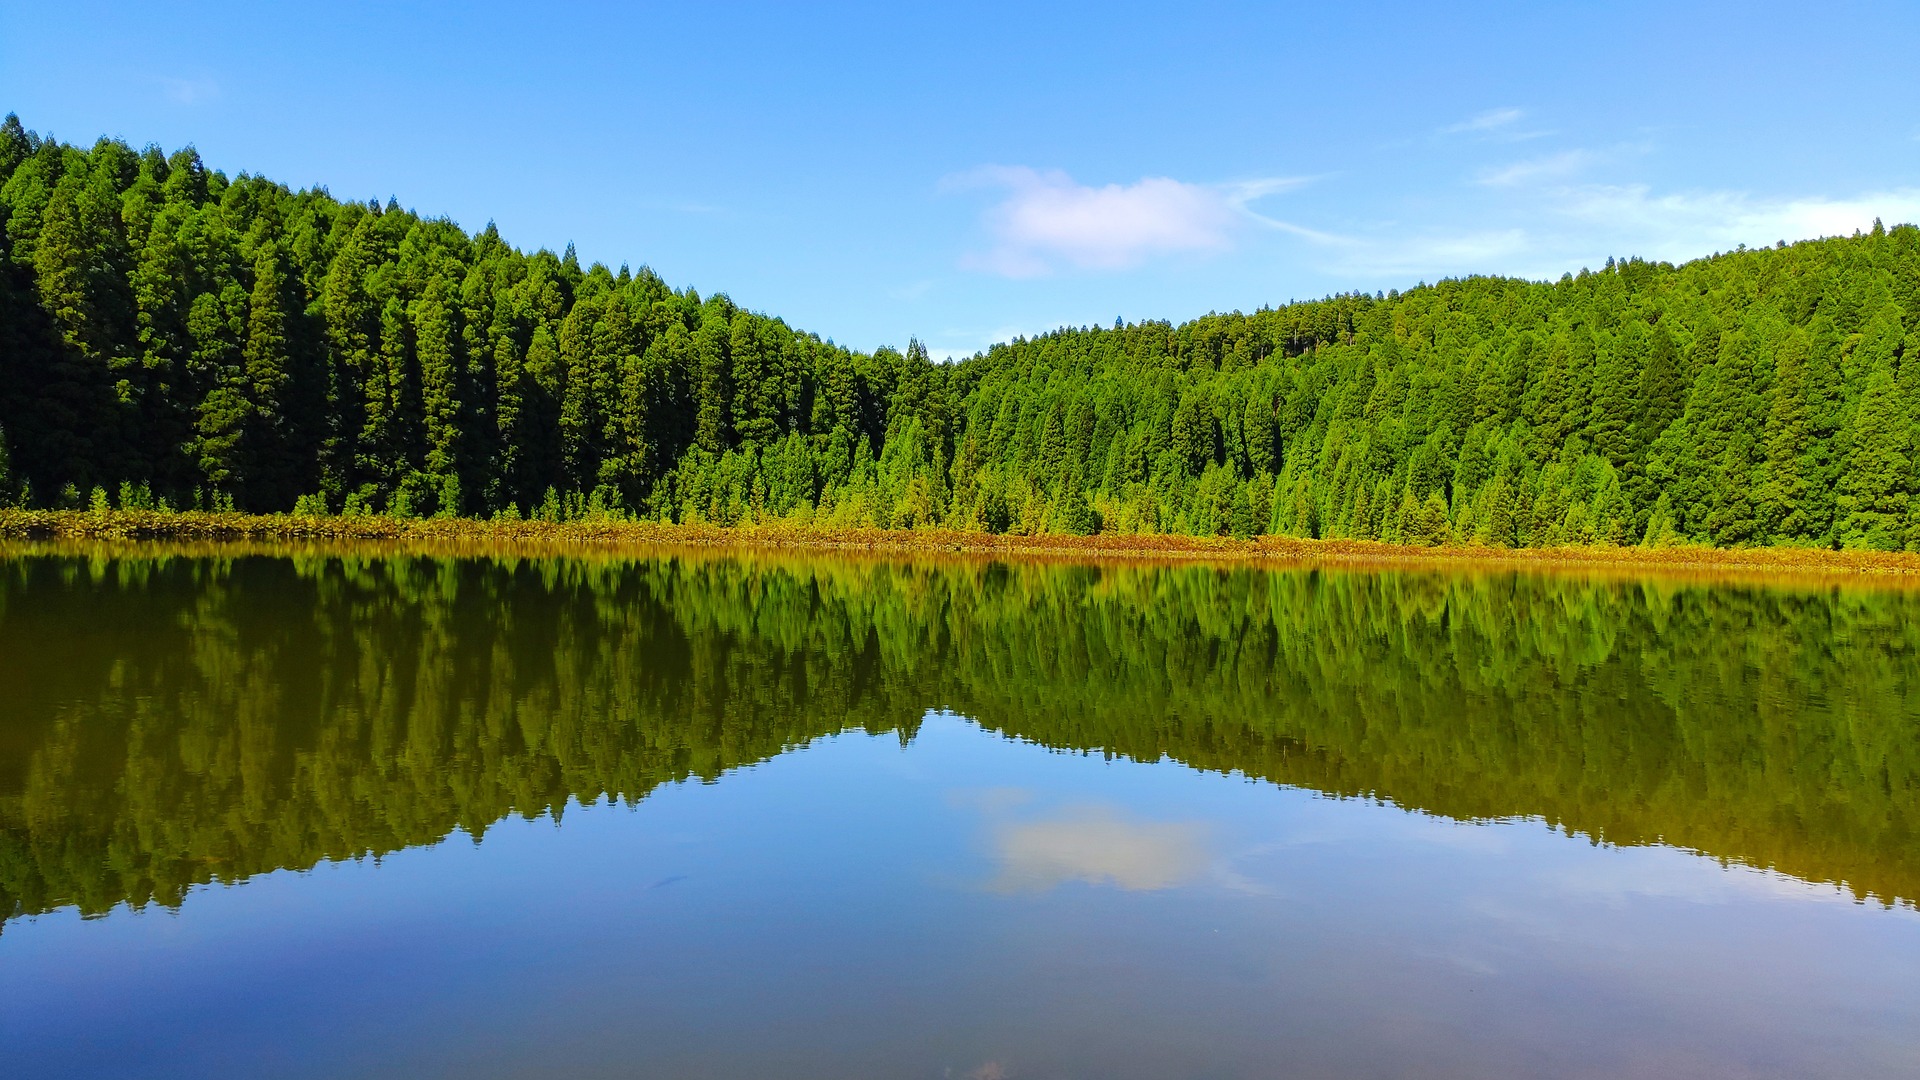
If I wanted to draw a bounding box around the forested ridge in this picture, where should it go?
[5,117,1920,548]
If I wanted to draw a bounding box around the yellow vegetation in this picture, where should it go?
[10,507,1920,585]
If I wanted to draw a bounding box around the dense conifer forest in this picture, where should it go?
[4,116,1920,548]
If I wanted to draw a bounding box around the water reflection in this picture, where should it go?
[985,804,1210,892]
[0,547,1916,927]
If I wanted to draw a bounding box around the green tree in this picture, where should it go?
[1836,358,1909,550]
[240,248,293,508]
[413,274,461,488]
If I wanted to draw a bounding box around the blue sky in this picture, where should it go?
[4,1,1917,358]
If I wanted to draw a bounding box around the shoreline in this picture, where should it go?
[7,507,1920,583]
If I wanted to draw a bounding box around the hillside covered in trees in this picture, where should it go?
[3,116,1919,549]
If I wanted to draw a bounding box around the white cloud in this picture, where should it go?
[986,806,1211,892]
[1442,106,1525,135]
[1551,184,1920,261]
[951,166,1310,277]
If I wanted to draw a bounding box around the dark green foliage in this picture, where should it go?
[1,117,1918,545]
[0,421,14,505]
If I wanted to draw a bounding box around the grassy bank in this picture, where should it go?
[7,507,1920,580]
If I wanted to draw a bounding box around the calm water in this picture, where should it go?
[2,550,1917,1079]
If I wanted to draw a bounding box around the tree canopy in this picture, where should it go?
[4,116,1920,548]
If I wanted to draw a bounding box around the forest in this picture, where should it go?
[4,116,1920,549]
[3,550,1914,923]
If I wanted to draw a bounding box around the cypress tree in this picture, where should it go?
[1695,331,1763,545]
[413,274,461,486]
[127,197,193,495]
[1633,321,1686,447]
[1836,357,1909,550]
[1242,392,1277,474]
[558,295,599,492]
[185,279,248,499]
[729,314,778,447]
[606,348,652,506]
[522,323,562,496]
[1521,332,1573,453]
[692,306,731,456]
[1585,328,1640,468]
[357,293,413,497]
[32,170,132,489]
[0,420,14,505]
[492,330,525,508]
[1756,329,1816,542]
[241,248,291,507]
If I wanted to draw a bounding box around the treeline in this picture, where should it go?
[4,117,1920,548]
[3,551,1916,921]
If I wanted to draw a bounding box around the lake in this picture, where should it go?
[2,548,1917,1079]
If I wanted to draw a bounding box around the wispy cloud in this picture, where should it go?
[1439,106,1552,142]
[1326,229,1532,278]
[1550,185,1920,261]
[1319,186,1920,283]
[1475,149,1598,187]
[950,166,1313,277]
[1442,107,1525,135]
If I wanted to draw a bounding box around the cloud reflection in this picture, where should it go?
[986,806,1210,892]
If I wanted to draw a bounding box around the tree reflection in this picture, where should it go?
[2,550,1915,924]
